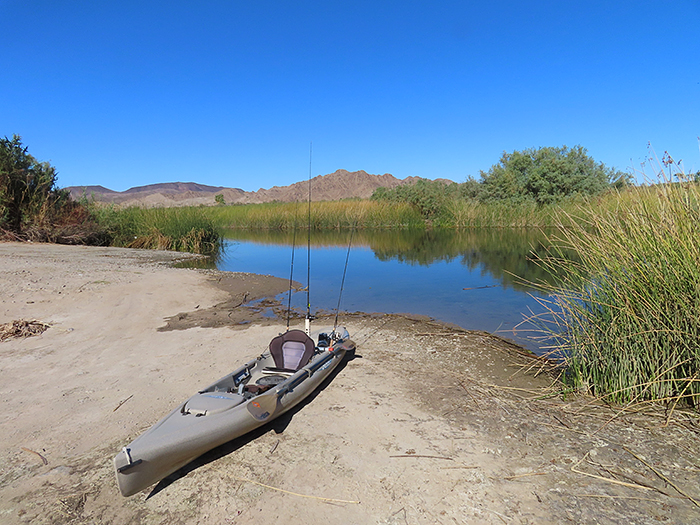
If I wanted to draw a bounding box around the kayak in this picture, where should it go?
[113,327,355,497]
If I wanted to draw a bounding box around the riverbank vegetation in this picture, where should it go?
[533,161,699,408]
[4,136,698,407]
[0,135,107,244]
[206,199,424,230]
[92,205,222,255]
[1,135,220,254]
[209,146,629,230]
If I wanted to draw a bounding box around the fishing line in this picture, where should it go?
[286,199,301,329]
[333,224,355,333]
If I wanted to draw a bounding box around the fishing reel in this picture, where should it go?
[317,332,331,349]
[317,328,354,356]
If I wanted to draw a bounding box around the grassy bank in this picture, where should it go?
[200,195,621,230]
[89,181,700,408]
[206,200,424,229]
[534,179,700,407]
[92,206,222,255]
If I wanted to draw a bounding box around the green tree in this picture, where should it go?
[479,145,629,205]
[214,193,226,205]
[0,135,67,232]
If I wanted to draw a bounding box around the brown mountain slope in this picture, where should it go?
[240,170,418,204]
[65,170,433,207]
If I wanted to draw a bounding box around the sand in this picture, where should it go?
[0,242,698,524]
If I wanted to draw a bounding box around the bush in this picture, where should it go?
[0,135,107,243]
[371,179,458,220]
[1,135,62,231]
[479,145,629,205]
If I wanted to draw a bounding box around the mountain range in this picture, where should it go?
[64,170,438,207]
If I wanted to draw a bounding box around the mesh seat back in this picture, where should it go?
[269,329,315,371]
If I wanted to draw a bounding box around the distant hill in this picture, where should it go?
[65,170,441,208]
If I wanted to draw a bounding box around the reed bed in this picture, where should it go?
[207,200,424,230]
[533,177,700,406]
[440,194,627,229]
[94,206,222,255]
[204,193,628,231]
[442,199,559,228]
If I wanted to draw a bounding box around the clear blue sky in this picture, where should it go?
[2,1,698,192]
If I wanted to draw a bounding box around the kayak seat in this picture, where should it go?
[183,392,245,416]
[267,329,315,372]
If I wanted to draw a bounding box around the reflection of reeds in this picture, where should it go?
[225,227,567,292]
[532,161,700,406]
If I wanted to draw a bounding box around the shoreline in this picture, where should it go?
[0,242,697,524]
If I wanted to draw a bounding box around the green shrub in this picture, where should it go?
[479,145,629,205]
[1,135,64,231]
[0,135,107,243]
[371,179,458,221]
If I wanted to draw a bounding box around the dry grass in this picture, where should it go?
[0,319,50,341]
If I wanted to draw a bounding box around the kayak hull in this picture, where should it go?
[114,329,353,497]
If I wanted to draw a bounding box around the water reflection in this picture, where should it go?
[209,228,564,353]
[223,229,565,291]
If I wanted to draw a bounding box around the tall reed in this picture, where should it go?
[207,200,424,230]
[94,206,222,255]
[203,193,628,230]
[440,194,626,229]
[534,171,700,405]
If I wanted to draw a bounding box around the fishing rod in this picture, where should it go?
[305,142,312,334]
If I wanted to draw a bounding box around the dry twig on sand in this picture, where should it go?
[623,446,700,509]
[21,447,48,465]
[234,477,360,504]
[113,394,134,412]
[570,452,655,491]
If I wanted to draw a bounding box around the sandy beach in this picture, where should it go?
[0,242,698,524]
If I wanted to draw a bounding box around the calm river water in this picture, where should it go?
[203,229,561,353]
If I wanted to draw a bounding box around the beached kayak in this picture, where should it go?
[114,327,355,497]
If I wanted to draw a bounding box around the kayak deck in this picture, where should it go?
[114,328,354,497]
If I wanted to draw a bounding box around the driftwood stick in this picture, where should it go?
[234,477,360,504]
[21,447,48,465]
[113,394,134,412]
[389,454,454,460]
[570,452,652,491]
[623,446,700,509]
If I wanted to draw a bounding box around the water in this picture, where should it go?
[212,229,561,353]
